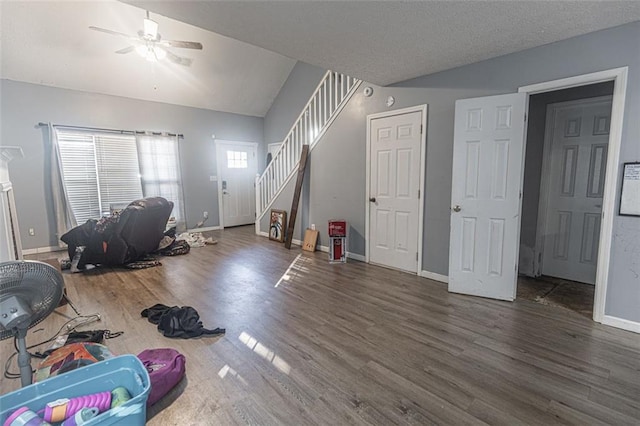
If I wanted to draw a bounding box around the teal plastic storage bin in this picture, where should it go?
[0,355,150,426]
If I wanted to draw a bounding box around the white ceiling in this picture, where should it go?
[2,2,638,118]
[129,0,640,86]
[0,1,296,117]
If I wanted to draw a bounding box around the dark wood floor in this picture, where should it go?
[3,225,639,425]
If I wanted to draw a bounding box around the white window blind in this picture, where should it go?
[56,129,143,223]
[57,134,101,224]
[136,134,184,222]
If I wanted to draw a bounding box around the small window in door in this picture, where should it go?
[227,151,248,168]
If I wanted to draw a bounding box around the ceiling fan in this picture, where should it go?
[89,11,203,66]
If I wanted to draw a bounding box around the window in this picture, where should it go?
[227,150,248,168]
[55,128,183,225]
[57,131,142,224]
[137,134,184,223]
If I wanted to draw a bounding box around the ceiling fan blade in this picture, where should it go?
[159,40,203,50]
[89,26,138,42]
[115,46,136,54]
[165,50,193,67]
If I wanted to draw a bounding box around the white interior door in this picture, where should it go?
[369,110,423,273]
[449,93,527,301]
[216,141,257,228]
[541,97,612,284]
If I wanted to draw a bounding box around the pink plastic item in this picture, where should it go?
[42,391,111,423]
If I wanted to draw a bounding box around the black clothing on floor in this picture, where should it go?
[141,304,225,339]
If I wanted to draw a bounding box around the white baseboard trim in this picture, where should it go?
[347,252,365,262]
[22,246,65,256]
[420,270,449,284]
[257,231,300,246]
[601,315,640,334]
[187,225,221,233]
[317,244,365,262]
[255,235,364,261]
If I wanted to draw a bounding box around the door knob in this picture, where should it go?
[369,197,376,203]
[452,205,461,212]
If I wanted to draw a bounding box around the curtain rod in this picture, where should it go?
[37,122,184,138]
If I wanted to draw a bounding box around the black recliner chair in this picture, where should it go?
[61,197,174,268]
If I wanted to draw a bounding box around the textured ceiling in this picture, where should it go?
[0,1,296,116]
[128,0,640,86]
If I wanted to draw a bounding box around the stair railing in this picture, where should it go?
[255,71,361,229]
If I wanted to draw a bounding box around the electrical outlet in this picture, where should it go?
[203,211,209,219]
[28,228,35,236]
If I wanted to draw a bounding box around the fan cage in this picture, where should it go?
[0,261,64,340]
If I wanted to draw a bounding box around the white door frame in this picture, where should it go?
[519,67,628,324]
[535,95,613,279]
[214,139,259,229]
[365,104,428,274]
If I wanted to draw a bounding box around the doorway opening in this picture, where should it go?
[447,67,628,327]
[518,81,615,318]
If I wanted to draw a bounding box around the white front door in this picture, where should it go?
[216,141,257,228]
[449,93,527,301]
[541,97,612,284]
[368,109,423,273]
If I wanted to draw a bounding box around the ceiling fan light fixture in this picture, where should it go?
[154,47,167,61]
[90,11,200,67]
[135,44,164,62]
[136,44,150,58]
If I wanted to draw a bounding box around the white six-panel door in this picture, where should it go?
[216,141,258,228]
[449,93,527,301]
[369,110,423,273]
[541,97,612,284]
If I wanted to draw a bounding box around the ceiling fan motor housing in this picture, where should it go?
[0,295,33,330]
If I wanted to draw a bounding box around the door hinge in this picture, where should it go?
[416,252,419,261]
[418,189,421,198]
[524,113,527,122]
[420,124,423,134]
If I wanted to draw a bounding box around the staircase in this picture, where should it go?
[255,71,361,231]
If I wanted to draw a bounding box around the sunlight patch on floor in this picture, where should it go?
[217,364,248,385]
[275,254,307,288]
[238,331,291,375]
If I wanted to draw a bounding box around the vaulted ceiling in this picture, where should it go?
[2,1,639,117]
[0,1,296,117]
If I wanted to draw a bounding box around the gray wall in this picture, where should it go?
[0,79,263,249]
[264,22,640,323]
[264,62,326,145]
[395,21,640,322]
[262,62,326,169]
[519,82,614,276]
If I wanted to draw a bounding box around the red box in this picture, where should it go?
[328,220,347,237]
